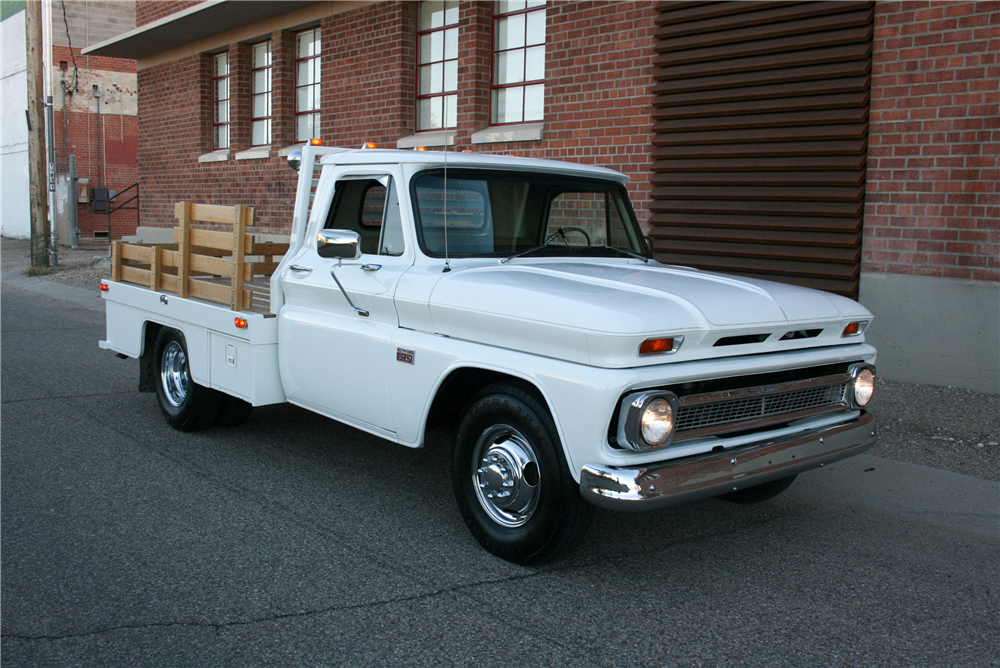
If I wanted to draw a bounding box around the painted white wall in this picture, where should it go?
[1,8,30,239]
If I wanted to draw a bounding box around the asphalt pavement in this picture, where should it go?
[2,248,998,667]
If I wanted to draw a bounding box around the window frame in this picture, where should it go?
[295,27,322,143]
[251,40,273,147]
[415,1,460,132]
[212,52,231,149]
[490,1,546,126]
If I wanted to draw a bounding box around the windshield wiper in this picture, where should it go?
[500,245,561,264]
[501,244,649,264]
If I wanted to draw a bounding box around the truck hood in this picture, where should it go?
[425,260,872,367]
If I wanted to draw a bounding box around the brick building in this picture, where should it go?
[86,0,998,392]
[0,0,139,242]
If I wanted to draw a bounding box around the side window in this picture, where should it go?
[325,177,404,257]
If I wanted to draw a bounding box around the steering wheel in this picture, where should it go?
[543,227,592,246]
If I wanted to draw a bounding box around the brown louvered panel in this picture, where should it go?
[656,2,869,39]
[653,226,861,249]
[650,198,863,219]
[654,2,801,28]
[654,40,872,80]
[656,7,874,54]
[652,171,865,187]
[655,107,868,133]
[652,185,864,203]
[651,2,871,298]
[652,155,866,172]
[653,58,871,96]
[651,212,863,234]
[653,139,867,159]
[654,78,870,108]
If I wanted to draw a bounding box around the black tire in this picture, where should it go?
[153,328,221,432]
[717,475,797,504]
[452,383,593,565]
[215,394,253,428]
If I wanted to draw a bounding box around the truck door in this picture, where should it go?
[278,172,412,434]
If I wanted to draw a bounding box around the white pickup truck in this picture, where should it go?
[101,144,878,564]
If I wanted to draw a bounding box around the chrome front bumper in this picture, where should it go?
[580,411,877,511]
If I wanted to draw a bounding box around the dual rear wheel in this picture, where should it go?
[153,328,252,431]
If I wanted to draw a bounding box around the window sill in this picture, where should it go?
[397,130,457,149]
[278,144,307,157]
[235,146,271,160]
[470,123,544,144]
[198,149,230,163]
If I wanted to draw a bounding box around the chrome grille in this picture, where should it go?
[675,379,848,438]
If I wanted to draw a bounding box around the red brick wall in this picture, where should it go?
[864,1,999,282]
[53,46,139,240]
[136,0,200,27]
[135,0,657,234]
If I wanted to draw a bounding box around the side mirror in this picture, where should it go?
[287,148,302,172]
[317,229,361,260]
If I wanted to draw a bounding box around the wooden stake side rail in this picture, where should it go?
[110,202,290,313]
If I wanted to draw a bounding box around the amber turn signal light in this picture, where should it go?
[640,338,674,355]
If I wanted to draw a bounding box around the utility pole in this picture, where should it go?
[26,0,49,268]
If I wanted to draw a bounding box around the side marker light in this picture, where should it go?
[235,317,248,329]
[99,283,109,292]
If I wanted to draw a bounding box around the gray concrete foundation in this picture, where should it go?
[859,272,999,394]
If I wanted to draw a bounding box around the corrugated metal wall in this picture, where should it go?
[650,1,873,298]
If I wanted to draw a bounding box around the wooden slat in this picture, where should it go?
[151,247,162,291]
[161,274,179,293]
[120,244,154,262]
[173,226,234,251]
[120,265,150,286]
[177,201,191,299]
[187,279,231,304]
[231,205,249,311]
[111,241,122,282]
[173,201,240,225]
[188,253,234,276]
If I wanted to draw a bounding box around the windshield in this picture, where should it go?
[411,169,648,259]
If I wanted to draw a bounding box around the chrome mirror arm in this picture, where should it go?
[330,262,369,317]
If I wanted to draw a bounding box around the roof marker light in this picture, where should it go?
[415,146,427,151]
[362,142,377,149]
[309,138,322,146]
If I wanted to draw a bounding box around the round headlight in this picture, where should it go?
[853,368,875,406]
[641,398,674,446]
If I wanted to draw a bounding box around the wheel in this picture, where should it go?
[153,328,221,431]
[215,394,253,428]
[452,383,593,564]
[717,475,797,504]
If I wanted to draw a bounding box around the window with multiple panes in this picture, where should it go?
[492,1,546,124]
[251,41,272,146]
[416,1,459,131]
[296,28,321,142]
[213,52,230,149]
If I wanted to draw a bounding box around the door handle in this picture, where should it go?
[362,264,382,272]
[289,264,313,274]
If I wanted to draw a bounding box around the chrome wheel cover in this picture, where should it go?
[472,424,540,528]
[160,340,190,408]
